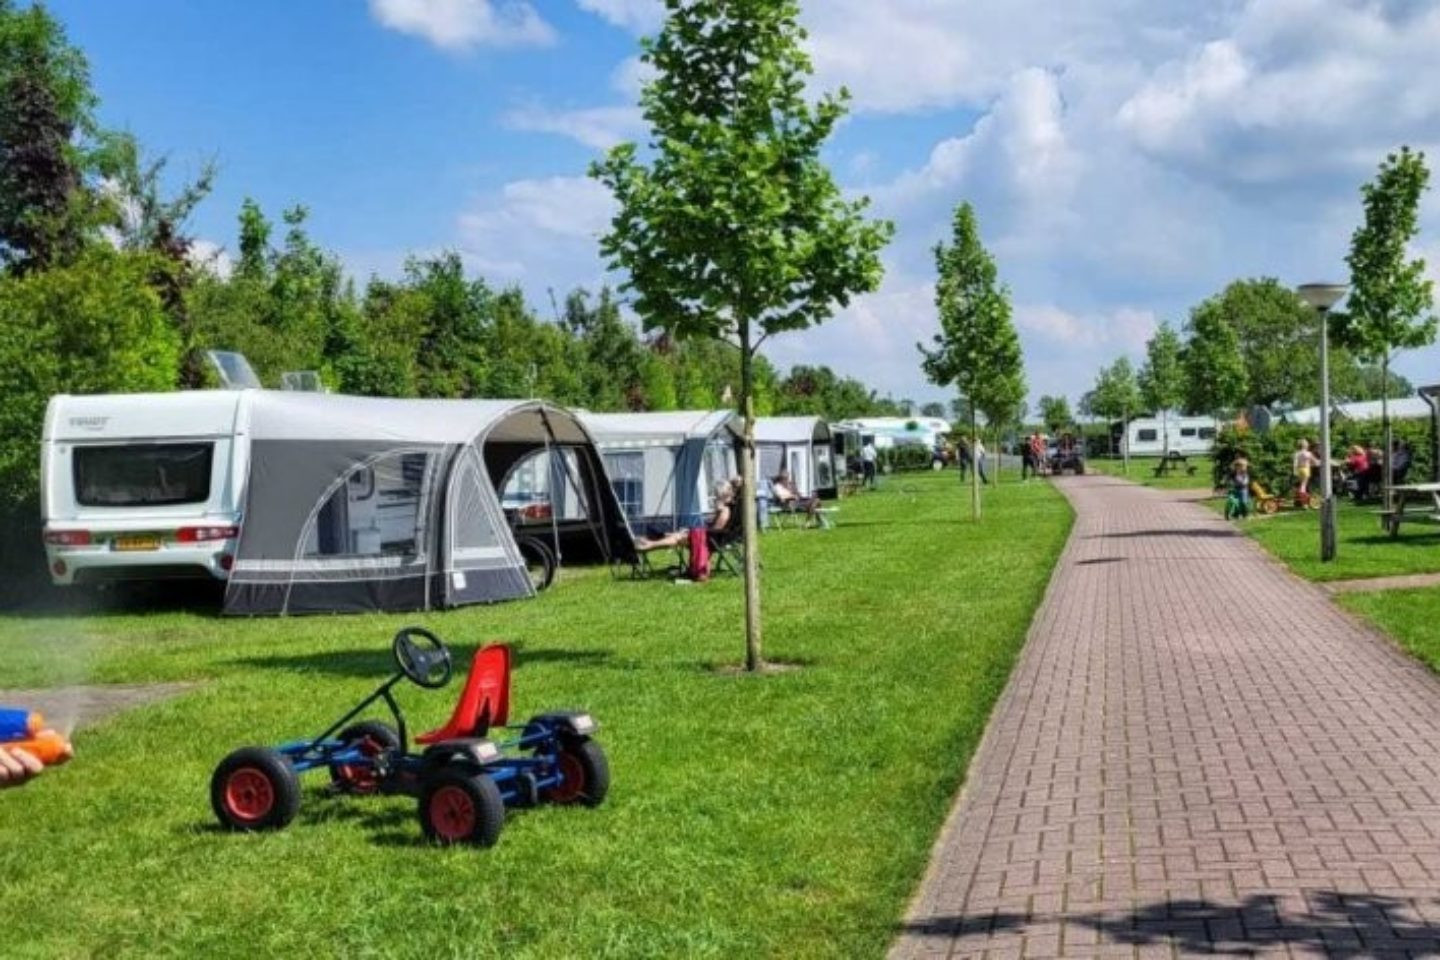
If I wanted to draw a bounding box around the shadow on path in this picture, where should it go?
[900,892,1440,957]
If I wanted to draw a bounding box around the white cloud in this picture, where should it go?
[575,0,662,33]
[501,0,1440,403]
[456,176,615,281]
[188,240,234,281]
[502,104,643,150]
[369,0,555,50]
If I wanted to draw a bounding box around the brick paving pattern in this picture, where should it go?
[892,476,1440,959]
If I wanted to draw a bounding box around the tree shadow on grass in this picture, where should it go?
[231,642,614,680]
[899,892,1440,957]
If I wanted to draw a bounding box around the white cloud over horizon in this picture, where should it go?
[428,0,1440,407]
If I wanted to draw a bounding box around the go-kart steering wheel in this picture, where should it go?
[392,627,453,689]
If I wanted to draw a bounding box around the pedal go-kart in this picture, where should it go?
[210,627,608,847]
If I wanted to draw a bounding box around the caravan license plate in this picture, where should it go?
[113,535,160,552]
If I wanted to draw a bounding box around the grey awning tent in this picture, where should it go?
[225,394,632,616]
[578,410,741,533]
[755,417,837,499]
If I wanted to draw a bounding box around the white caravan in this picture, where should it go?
[42,392,250,584]
[1120,415,1219,457]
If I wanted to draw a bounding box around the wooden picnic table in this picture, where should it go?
[1381,482,1440,537]
[1152,452,1198,477]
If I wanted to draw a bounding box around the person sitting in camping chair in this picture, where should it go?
[769,469,820,527]
[634,482,735,553]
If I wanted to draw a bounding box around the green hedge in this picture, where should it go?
[1213,417,1434,494]
[879,444,934,473]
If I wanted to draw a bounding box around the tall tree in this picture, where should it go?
[593,0,892,671]
[919,401,946,419]
[1139,323,1186,454]
[1038,395,1072,434]
[0,0,95,271]
[919,202,1023,519]
[1336,146,1437,502]
[1183,294,1247,416]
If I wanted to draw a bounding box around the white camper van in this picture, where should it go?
[1121,415,1219,457]
[42,392,249,584]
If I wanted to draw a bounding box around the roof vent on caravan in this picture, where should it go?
[280,371,325,392]
[205,350,262,390]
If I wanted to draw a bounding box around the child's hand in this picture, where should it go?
[0,745,45,788]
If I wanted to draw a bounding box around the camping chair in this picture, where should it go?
[707,504,744,577]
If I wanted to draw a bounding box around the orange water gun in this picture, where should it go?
[0,708,72,766]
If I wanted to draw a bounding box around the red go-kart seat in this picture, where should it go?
[415,644,511,744]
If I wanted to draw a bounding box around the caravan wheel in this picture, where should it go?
[516,537,556,592]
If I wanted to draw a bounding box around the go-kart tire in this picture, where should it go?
[419,770,505,847]
[545,739,610,808]
[329,721,400,795]
[1262,499,1279,516]
[212,747,301,832]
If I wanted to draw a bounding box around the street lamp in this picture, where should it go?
[1297,283,1348,562]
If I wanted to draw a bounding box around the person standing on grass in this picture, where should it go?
[1021,433,1037,480]
[956,436,971,482]
[1293,438,1318,505]
[973,436,990,485]
[860,439,878,488]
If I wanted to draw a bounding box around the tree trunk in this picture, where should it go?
[739,325,764,672]
[1122,404,1130,475]
[1382,356,1393,510]
[970,404,981,520]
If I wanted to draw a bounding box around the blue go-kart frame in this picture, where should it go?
[210,627,609,847]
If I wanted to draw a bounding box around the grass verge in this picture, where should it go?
[1226,498,1440,583]
[0,471,1070,959]
[1340,587,1440,673]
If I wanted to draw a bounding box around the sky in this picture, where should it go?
[48,0,1440,410]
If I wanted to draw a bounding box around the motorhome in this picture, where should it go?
[833,417,950,451]
[1120,415,1220,457]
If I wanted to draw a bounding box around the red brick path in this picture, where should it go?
[891,476,1440,959]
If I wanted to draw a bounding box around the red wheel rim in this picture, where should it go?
[547,752,585,804]
[334,737,383,793]
[224,768,275,822]
[429,785,477,842]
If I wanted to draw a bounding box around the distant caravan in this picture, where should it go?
[1119,415,1219,458]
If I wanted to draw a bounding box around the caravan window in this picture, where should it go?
[1137,429,1158,442]
[605,452,644,520]
[73,443,213,507]
[1198,427,1216,440]
[306,452,430,559]
[1180,427,1197,438]
[500,448,592,525]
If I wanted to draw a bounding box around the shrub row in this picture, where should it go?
[1212,417,1434,494]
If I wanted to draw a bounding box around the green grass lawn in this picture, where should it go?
[1228,499,1440,583]
[0,472,1070,959]
[1339,587,1440,674]
[1086,455,1216,489]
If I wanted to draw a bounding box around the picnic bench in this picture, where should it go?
[1380,482,1440,538]
[1152,451,1198,478]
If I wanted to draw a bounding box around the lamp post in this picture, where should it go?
[1297,283,1348,562]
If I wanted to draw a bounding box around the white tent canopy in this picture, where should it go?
[755,416,836,498]
[1281,397,1429,425]
[579,410,741,532]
